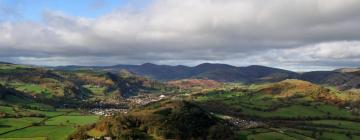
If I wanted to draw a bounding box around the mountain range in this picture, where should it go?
[54,63,360,90]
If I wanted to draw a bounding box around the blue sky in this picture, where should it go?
[0,0,360,70]
[0,0,151,21]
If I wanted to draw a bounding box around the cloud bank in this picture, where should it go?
[0,0,360,70]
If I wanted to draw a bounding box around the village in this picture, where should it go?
[89,94,168,116]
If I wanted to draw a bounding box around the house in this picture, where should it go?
[159,95,166,99]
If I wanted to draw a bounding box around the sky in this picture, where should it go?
[0,0,360,71]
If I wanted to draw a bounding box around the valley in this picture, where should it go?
[0,62,359,140]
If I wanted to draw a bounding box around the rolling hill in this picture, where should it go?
[69,100,235,140]
[0,63,167,108]
[54,63,299,83]
[54,63,360,90]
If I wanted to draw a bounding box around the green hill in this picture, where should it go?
[0,63,168,108]
[70,100,235,140]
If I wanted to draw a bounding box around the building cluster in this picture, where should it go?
[229,118,265,129]
[127,94,167,105]
[86,137,112,140]
[89,108,128,116]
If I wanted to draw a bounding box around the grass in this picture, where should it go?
[87,128,106,137]
[196,89,359,119]
[0,117,43,134]
[0,137,47,140]
[0,126,75,140]
[28,110,65,117]
[0,107,99,140]
[10,83,51,96]
[45,115,99,126]
[83,85,106,95]
[0,95,54,110]
[0,106,16,115]
[249,105,325,117]
[0,106,65,117]
[311,120,360,131]
[247,132,298,140]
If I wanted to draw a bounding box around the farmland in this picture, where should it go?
[193,80,360,140]
[0,106,99,140]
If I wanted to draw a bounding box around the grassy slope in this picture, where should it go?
[0,109,98,140]
[194,79,360,140]
[45,115,99,126]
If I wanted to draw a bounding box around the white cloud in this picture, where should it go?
[0,0,360,70]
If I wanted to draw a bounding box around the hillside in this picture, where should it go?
[335,68,360,73]
[300,71,360,90]
[0,63,167,108]
[55,63,299,83]
[54,63,360,90]
[70,79,360,140]
[70,100,235,140]
[194,80,360,140]
[167,79,222,90]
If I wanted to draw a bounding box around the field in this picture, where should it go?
[0,126,75,140]
[83,85,106,95]
[45,115,99,126]
[194,82,360,140]
[0,107,99,140]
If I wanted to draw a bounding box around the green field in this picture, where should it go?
[0,107,99,140]
[83,85,106,95]
[0,137,47,140]
[0,126,75,140]
[196,90,358,119]
[247,132,298,140]
[0,117,43,134]
[45,115,99,126]
[9,83,51,96]
[194,85,360,140]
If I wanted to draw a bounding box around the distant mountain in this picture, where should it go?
[334,68,360,73]
[54,63,299,83]
[0,61,12,64]
[44,63,360,90]
[299,71,360,90]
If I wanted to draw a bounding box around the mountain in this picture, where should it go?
[0,61,352,90]
[299,71,360,90]
[54,63,299,83]
[0,63,167,108]
[0,62,12,64]
[334,68,360,73]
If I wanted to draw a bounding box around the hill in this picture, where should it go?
[300,71,360,90]
[70,100,235,140]
[0,63,167,108]
[55,63,299,83]
[335,68,360,73]
[70,79,360,140]
[194,79,360,140]
[167,79,222,90]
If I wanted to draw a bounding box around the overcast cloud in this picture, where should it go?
[0,0,360,71]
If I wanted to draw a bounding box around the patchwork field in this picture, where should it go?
[0,107,99,140]
[193,81,360,140]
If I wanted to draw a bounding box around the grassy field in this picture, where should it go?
[247,132,298,140]
[0,137,47,140]
[0,126,75,140]
[83,85,106,95]
[45,115,99,126]
[194,82,360,140]
[0,107,99,140]
[196,89,358,119]
[0,117,43,134]
[8,83,52,97]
